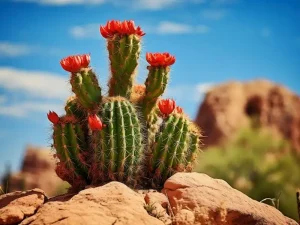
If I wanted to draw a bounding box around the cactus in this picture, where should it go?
[142,53,175,120]
[101,20,145,99]
[48,20,202,190]
[65,96,87,119]
[48,113,90,189]
[91,97,144,186]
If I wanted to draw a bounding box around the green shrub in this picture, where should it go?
[195,127,300,220]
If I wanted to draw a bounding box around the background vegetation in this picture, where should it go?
[195,126,300,220]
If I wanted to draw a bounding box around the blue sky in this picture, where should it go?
[0,0,299,177]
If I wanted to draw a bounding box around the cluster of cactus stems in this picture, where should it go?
[48,20,202,190]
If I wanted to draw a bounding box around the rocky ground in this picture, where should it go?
[0,173,297,225]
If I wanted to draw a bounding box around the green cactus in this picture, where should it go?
[52,116,90,189]
[65,96,87,119]
[142,65,171,120]
[91,97,143,186]
[70,68,102,111]
[148,113,200,186]
[48,20,202,190]
[107,35,142,99]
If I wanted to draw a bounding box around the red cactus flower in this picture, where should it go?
[81,54,91,68]
[175,106,183,114]
[158,99,176,116]
[47,111,59,124]
[60,54,90,73]
[100,20,145,38]
[146,52,176,67]
[88,114,103,131]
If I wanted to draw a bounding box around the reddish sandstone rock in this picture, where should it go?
[20,182,164,225]
[143,191,172,224]
[163,172,298,225]
[1,173,297,225]
[0,189,46,225]
[195,80,300,154]
[144,190,169,209]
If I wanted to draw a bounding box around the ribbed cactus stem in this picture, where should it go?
[149,114,199,186]
[146,109,161,150]
[65,96,87,119]
[185,131,200,172]
[163,118,189,177]
[70,68,102,110]
[92,97,143,186]
[53,117,89,182]
[107,35,141,98]
[142,66,170,120]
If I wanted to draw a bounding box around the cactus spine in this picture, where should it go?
[149,113,197,186]
[48,20,202,190]
[53,116,90,188]
[70,68,102,110]
[142,66,170,120]
[107,35,141,99]
[65,96,87,119]
[91,97,143,185]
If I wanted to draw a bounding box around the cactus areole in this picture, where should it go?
[48,20,202,190]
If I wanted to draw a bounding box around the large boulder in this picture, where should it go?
[195,80,300,154]
[0,173,297,225]
[163,173,298,225]
[20,182,164,225]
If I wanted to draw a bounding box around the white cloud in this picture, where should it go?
[200,9,227,20]
[0,101,63,117]
[70,24,100,39]
[0,41,66,57]
[132,0,180,10]
[261,28,271,38]
[155,21,209,34]
[144,21,209,35]
[14,0,106,5]
[0,42,32,57]
[0,95,7,104]
[196,83,214,94]
[0,67,70,100]
[0,67,71,118]
[15,0,205,9]
[211,0,238,5]
[164,82,214,102]
[70,21,209,39]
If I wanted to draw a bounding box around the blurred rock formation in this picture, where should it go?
[2,146,67,197]
[195,79,300,154]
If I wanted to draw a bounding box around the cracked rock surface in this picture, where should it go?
[0,173,297,225]
[20,182,164,225]
[0,188,46,225]
[163,173,298,225]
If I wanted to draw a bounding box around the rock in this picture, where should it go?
[173,209,195,225]
[144,190,169,209]
[163,172,298,225]
[1,173,297,225]
[144,201,172,225]
[0,189,46,225]
[21,182,164,225]
[5,146,67,196]
[195,80,300,154]
[143,191,172,225]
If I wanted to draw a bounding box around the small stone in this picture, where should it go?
[0,189,46,225]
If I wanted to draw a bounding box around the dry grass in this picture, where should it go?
[0,186,4,195]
